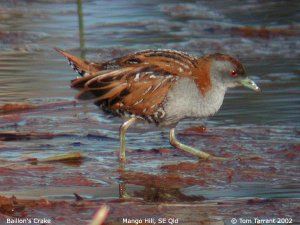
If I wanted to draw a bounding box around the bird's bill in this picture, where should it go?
[240,78,261,92]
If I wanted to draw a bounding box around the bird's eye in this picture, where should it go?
[230,70,237,77]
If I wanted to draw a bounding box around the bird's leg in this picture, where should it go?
[119,117,136,162]
[169,128,228,160]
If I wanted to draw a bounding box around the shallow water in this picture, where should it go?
[0,0,299,224]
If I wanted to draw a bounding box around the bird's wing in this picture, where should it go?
[102,49,212,95]
[105,49,198,78]
[55,48,199,79]
[71,65,178,118]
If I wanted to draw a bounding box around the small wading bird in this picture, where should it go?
[55,48,260,162]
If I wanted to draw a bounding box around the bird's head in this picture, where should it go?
[209,53,260,92]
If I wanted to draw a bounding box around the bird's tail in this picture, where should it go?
[54,48,102,77]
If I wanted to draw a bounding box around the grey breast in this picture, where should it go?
[161,77,226,126]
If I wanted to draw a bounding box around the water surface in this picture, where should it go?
[0,1,299,224]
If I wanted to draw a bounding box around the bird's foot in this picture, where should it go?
[201,154,263,161]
